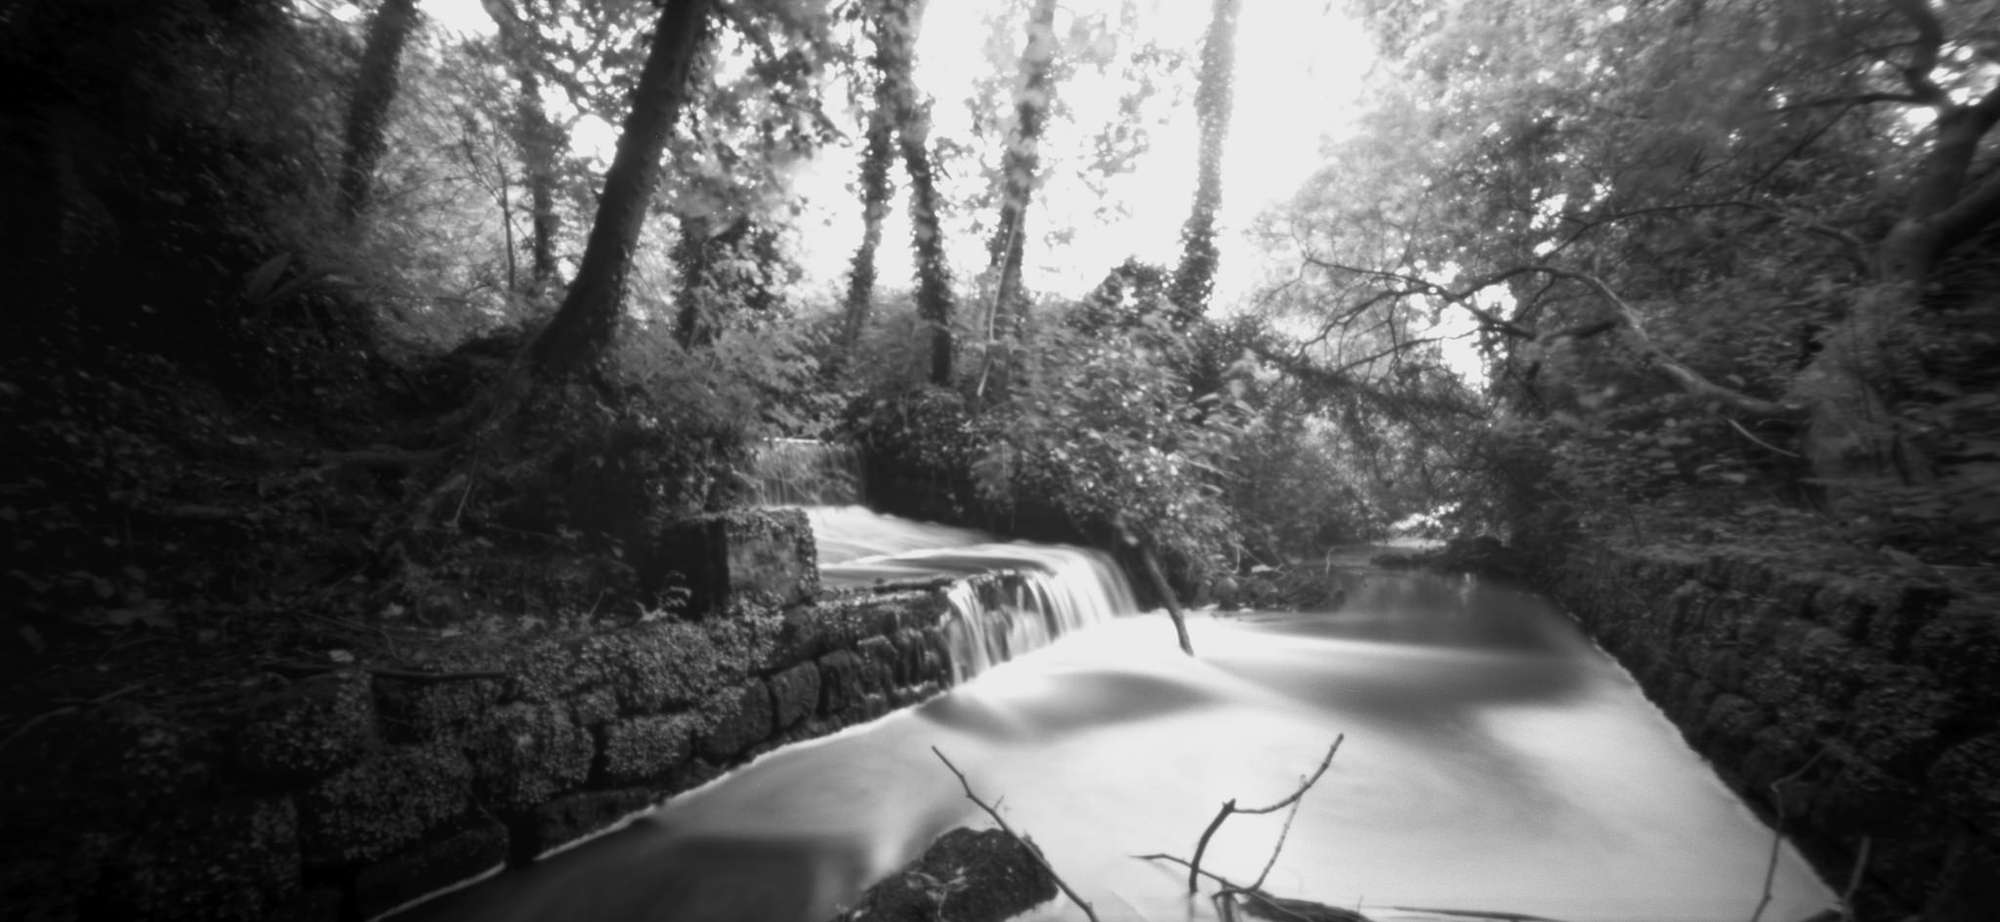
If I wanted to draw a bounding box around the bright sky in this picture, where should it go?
[421,0,1375,310]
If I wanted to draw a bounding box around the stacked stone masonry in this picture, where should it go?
[1544,544,2000,922]
[0,509,974,922]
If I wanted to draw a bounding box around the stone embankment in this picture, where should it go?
[2,509,975,922]
[1542,543,1999,922]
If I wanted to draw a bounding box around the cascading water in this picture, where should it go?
[403,446,1837,922]
[806,505,1138,680]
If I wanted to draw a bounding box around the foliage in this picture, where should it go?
[970,307,1243,582]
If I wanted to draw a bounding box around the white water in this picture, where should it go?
[405,509,1838,922]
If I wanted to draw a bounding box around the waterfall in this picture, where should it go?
[805,507,1139,681]
[748,439,865,506]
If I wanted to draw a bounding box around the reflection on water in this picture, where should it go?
[405,526,1836,922]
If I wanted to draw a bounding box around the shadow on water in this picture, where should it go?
[1204,572,1600,726]
[912,666,1229,742]
[401,823,883,922]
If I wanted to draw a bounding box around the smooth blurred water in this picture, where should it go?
[404,512,1837,922]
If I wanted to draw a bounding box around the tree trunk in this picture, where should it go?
[482,0,563,291]
[518,69,562,290]
[903,128,955,386]
[337,0,422,225]
[673,213,713,349]
[527,0,713,380]
[1792,83,2000,486]
[979,0,1060,398]
[1167,0,1240,326]
[877,0,955,386]
[836,78,899,369]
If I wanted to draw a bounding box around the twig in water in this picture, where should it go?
[1751,749,1825,922]
[1187,736,1344,894]
[931,746,1100,922]
[1839,836,1871,922]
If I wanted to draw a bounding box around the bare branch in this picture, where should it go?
[932,747,1100,922]
[1186,736,1343,894]
[1530,268,1801,418]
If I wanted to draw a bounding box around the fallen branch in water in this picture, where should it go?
[1133,736,1352,922]
[1186,736,1344,894]
[932,746,1100,922]
[1751,749,1825,922]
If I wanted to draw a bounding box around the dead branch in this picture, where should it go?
[1839,836,1871,922]
[0,683,145,752]
[1751,749,1825,922]
[932,746,1100,922]
[1187,736,1344,894]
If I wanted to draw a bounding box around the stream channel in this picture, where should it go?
[405,504,1838,922]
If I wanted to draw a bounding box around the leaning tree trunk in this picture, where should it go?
[528,0,713,379]
[979,0,1060,398]
[337,0,422,225]
[1790,29,2000,486]
[876,0,955,386]
[1167,0,1240,326]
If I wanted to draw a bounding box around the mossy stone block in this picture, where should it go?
[235,670,376,783]
[654,508,818,616]
[299,745,472,868]
[598,713,696,785]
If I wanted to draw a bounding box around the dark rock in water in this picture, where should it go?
[829,827,1056,922]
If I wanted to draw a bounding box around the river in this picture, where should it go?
[403,506,1836,922]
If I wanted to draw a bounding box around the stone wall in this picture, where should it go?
[1542,543,2000,921]
[0,511,964,922]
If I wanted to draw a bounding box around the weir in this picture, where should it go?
[400,449,1839,922]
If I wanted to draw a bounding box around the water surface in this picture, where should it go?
[406,517,1835,922]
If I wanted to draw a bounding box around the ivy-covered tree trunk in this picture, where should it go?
[528,0,713,380]
[481,0,563,291]
[875,0,954,386]
[980,0,1060,397]
[1167,0,1240,326]
[1791,3,2000,486]
[673,212,715,349]
[336,0,422,225]
[836,74,899,368]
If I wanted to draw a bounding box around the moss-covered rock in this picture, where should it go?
[767,661,821,730]
[298,745,473,868]
[95,796,300,921]
[510,788,657,861]
[818,650,867,717]
[234,670,375,783]
[829,827,1056,922]
[651,508,819,615]
[464,702,595,812]
[349,813,509,921]
[1929,734,2000,832]
[1911,599,2000,713]
[597,713,696,785]
[699,682,774,760]
[375,675,503,744]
